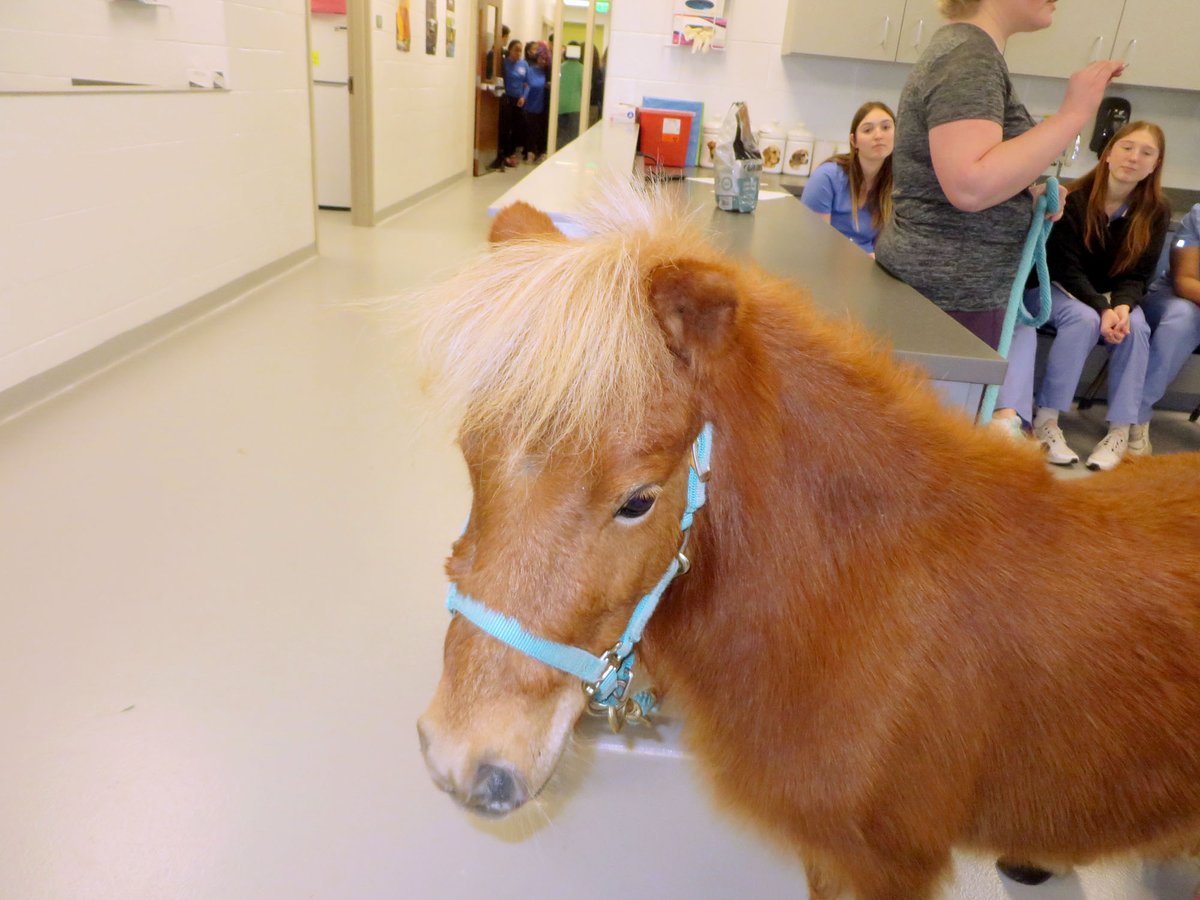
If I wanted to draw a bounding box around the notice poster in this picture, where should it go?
[446,16,455,57]
[425,0,437,55]
[396,0,411,51]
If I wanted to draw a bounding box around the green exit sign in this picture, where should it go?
[596,1,609,12]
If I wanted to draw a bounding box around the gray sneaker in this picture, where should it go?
[1127,423,1152,456]
[1034,420,1079,466]
[1086,429,1128,471]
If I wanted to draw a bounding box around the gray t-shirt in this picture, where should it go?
[875,23,1036,312]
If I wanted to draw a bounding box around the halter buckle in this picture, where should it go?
[582,648,627,704]
[690,442,711,483]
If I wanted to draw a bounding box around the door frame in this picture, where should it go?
[347,0,374,226]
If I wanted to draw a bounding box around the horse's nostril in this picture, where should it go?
[466,762,528,818]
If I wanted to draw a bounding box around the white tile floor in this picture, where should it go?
[2,169,1198,899]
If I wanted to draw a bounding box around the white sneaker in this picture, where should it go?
[988,415,1025,442]
[1034,420,1079,466]
[1127,423,1152,457]
[1086,429,1128,471]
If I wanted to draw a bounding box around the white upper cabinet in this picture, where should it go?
[782,0,1200,94]
[1003,0,1126,79]
[895,1,944,64]
[783,0,908,63]
[1109,1,1200,92]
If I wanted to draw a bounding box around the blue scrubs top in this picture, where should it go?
[1151,203,1200,293]
[800,161,879,254]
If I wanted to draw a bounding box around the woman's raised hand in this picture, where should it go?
[1060,60,1126,125]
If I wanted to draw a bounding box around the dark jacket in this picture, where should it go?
[1036,186,1170,313]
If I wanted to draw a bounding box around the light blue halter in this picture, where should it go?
[444,423,714,732]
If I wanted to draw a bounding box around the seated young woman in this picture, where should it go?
[996,120,1170,470]
[1135,203,1200,450]
[799,102,895,255]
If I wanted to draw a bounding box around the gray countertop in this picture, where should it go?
[672,177,1008,386]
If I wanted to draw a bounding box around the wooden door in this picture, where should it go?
[474,0,503,175]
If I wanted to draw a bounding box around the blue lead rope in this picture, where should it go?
[444,422,714,720]
[977,176,1060,426]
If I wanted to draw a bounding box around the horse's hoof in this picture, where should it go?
[996,859,1054,885]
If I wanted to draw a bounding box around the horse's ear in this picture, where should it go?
[489,201,566,244]
[647,260,739,365]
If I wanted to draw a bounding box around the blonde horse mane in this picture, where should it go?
[418,182,705,451]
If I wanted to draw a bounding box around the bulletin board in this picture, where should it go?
[0,0,231,93]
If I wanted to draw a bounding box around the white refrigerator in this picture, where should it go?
[311,14,351,209]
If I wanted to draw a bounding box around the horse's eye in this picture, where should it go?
[616,490,657,520]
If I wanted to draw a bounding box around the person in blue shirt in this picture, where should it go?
[1136,202,1200,451]
[522,42,550,162]
[800,102,895,255]
[493,41,529,169]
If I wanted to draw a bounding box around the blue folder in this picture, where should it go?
[641,97,705,166]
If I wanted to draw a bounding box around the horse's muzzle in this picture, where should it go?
[465,762,528,818]
[417,720,529,817]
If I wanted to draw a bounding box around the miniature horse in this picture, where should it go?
[416,186,1200,899]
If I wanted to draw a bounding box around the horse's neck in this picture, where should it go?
[644,290,1044,701]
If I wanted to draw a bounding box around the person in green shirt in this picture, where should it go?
[556,43,584,150]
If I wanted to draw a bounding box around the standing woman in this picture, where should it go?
[999,122,1169,470]
[497,40,529,169]
[522,42,550,163]
[874,0,1124,434]
[800,101,895,255]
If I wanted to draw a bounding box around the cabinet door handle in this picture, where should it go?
[1124,38,1138,63]
[1089,35,1104,62]
[880,15,892,47]
[914,19,924,49]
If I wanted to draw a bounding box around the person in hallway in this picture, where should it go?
[800,101,895,255]
[493,40,528,169]
[522,42,550,162]
[998,122,1169,471]
[484,24,510,80]
[1135,202,1200,451]
[873,0,1124,446]
[556,43,584,150]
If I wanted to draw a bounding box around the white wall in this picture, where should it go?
[369,0,474,214]
[0,0,316,396]
[503,0,542,45]
[606,0,1200,187]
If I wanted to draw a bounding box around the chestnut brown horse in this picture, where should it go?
[416,186,1200,899]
